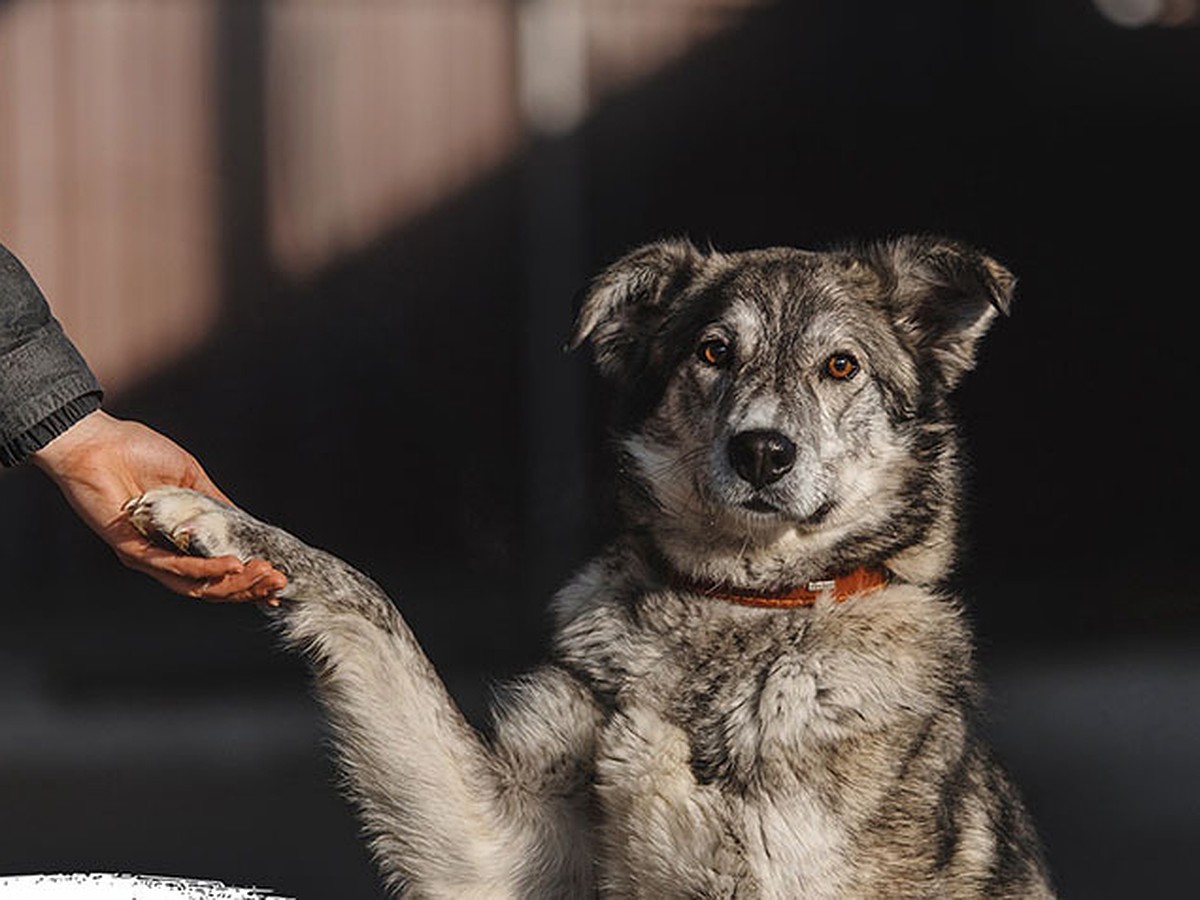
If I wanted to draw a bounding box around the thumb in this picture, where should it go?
[183,462,235,508]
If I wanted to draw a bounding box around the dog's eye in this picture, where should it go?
[825,353,859,381]
[697,338,732,368]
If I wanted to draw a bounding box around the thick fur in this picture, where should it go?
[128,236,1053,899]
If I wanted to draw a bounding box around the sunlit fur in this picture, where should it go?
[128,236,1052,898]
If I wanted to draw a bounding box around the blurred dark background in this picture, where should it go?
[1,0,1197,896]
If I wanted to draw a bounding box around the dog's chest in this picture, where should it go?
[571,594,941,898]
[590,680,854,899]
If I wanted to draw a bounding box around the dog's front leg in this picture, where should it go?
[126,487,581,899]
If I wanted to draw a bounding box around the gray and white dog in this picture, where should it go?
[128,236,1054,899]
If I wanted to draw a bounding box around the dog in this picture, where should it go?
[128,236,1054,899]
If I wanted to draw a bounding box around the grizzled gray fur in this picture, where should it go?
[128,235,1054,898]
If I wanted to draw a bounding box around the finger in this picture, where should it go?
[173,553,249,580]
[131,563,279,603]
[116,551,247,596]
[233,558,288,594]
[181,465,235,507]
[131,566,221,599]
[191,561,288,602]
[117,540,246,579]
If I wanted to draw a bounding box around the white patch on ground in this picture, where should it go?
[0,874,291,898]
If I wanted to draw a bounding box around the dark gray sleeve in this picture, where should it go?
[0,242,103,467]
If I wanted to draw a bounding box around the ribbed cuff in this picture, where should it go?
[0,391,103,466]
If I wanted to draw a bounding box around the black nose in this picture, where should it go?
[728,430,797,488]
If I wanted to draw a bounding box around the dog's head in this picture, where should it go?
[570,236,1014,588]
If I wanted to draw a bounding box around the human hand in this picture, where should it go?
[32,409,287,601]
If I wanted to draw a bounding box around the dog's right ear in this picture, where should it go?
[568,238,705,381]
[877,236,1016,391]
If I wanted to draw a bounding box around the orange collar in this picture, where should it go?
[673,566,892,609]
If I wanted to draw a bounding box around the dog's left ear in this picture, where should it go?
[880,236,1016,389]
[568,238,705,382]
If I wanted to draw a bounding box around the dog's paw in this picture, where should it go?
[126,487,246,560]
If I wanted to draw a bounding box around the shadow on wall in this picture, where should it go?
[0,1,1197,897]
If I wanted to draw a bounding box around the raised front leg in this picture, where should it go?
[126,487,598,898]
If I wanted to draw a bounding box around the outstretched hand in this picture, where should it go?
[32,410,287,601]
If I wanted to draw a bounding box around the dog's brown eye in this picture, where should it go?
[697,338,731,368]
[825,353,859,381]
